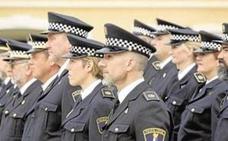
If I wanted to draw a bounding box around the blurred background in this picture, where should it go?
[0,0,227,42]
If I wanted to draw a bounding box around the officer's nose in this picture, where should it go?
[218,50,224,60]
[98,59,105,68]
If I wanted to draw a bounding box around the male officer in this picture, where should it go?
[212,23,228,141]
[22,12,93,141]
[0,39,42,141]
[98,23,172,141]
[0,38,16,123]
[132,19,159,80]
[21,34,60,141]
[44,12,93,120]
[149,18,185,100]
[178,31,228,141]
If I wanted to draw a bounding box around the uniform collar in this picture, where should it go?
[118,78,144,103]
[20,78,37,95]
[178,63,196,80]
[160,56,172,69]
[41,73,58,91]
[3,77,11,85]
[206,75,218,85]
[81,79,101,100]
[57,59,69,77]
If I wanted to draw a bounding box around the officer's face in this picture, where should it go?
[68,58,88,86]
[170,44,192,67]
[30,51,50,82]
[0,57,8,76]
[151,34,171,60]
[98,53,128,87]
[5,62,13,78]
[138,35,154,46]
[46,33,70,63]
[218,45,228,69]
[11,60,29,86]
[195,52,219,77]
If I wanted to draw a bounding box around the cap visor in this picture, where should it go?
[96,47,127,54]
[40,30,64,35]
[153,31,169,36]
[62,53,86,59]
[27,48,47,54]
[213,40,228,45]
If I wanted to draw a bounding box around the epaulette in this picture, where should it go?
[194,72,206,83]
[143,91,160,101]
[72,90,81,102]
[101,87,115,98]
[152,61,161,71]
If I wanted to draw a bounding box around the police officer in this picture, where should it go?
[44,12,94,121]
[21,34,60,141]
[211,23,228,141]
[149,18,185,100]
[0,39,42,141]
[98,23,172,141]
[132,19,159,80]
[178,31,228,141]
[0,38,14,123]
[164,28,206,140]
[21,12,93,141]
[61,35,115,141]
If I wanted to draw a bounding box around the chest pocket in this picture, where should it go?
[64,122,86,133]
[39,102,59,129]
[108,124,129,134]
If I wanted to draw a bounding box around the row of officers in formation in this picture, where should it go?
[0,11,228,141]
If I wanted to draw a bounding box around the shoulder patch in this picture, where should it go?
[96,116,109,134]
[194,72,206,83]
[143,91,160,101]
[143,128,166,141]
[101,87,115,98]
[152,61,161,71]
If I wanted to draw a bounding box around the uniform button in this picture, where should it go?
[45,107,48,111]
[172,101,177,105]
[4,110,9,115]
[191,108,195,112]
[164,96,168,100]
[114,128,119,132]
[13,113,17,117]
[71,128,75,132]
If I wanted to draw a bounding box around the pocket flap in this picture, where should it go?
[10,112,25,119]
[64,122,86,132]
[187,106,204,114]
[170,97,185,106]
[109,124,129,133]
[40,102,58,112]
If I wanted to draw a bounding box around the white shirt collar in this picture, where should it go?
[3,77,11,85]
[118,78,144,103]
[20,78,37,95]
[160,56,172,69]
[57,59,69,77]
[41,73,58,91]
[178,63,196,80]
[206,75,218,85]
[81,79,101,100]
[149,54,154,60]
